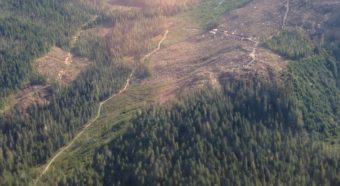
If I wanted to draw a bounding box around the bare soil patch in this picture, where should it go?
[143,0,290,104]
[13,85,52,113]
[35,47,91,85]
[145,34,287,103]
[221,0,286,39]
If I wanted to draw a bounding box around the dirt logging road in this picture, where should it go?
[33,0,291,181]
[282,0,290,28]
[33,72,133,186]
[33,30,169,186]
[142,30,169,63]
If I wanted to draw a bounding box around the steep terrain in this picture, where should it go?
[0,0,132,184]
[145,0,288,103]
[1,0,340,185]
[30,0,340,185]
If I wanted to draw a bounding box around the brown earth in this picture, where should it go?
[34,47,91,85]
[13,85,52,113]
[143,0,289,104]
[221,0,286,39]
[12,47,91,112]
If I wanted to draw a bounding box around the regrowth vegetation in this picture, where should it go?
[264,28,315,60]
[266,29,340,135]
[190,0,252,30]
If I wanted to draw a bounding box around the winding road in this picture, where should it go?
[141,30,169,63]
[57,15,98,82]
[222,30,259,66]
[247,40,259,66]
[33,0,291,181]
[33,30,169,186]
[282,0,290,29]
[33,72,133,185]
[220,0,290,67]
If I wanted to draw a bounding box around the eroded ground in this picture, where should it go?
[144,0,289,103]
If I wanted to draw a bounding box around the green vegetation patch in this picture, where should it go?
[265,28,340,134]
[289,53,340,134]
[190,0,252,30]
[0,17,52,99]
[61,81,340,185]
[264,28,315,60]
[72,33,109,61]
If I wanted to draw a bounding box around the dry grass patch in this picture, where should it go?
[35,47,91,85]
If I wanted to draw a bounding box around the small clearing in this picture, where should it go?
[33,29,170,185]
[221,0,285,38]
[14,86,51,113]
[33,72,133,186]
[0,85,51,114]
[35,47,91,85]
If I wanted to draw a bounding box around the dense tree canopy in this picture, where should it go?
[58,80,340,186]
[0,1,340,185]
[0,0,95,102]
[0,1,132,184]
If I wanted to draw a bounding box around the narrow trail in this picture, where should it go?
[282,0,290,29]
[33,30,169,186]
[58,53,72,80]
[182,29,260,73]
[64,53,72,65]
[57,15,97,81]
[218,0,290,68]
[57,70,65,80]
[218,0,225,6]
[141,30,169,63]
[33,72,133,186]
[222,30,259,67]
[246,40,259,66]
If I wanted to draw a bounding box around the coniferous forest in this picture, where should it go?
[0,0,340,185]
[55,9,340,186]
[60,76,340,185]
[0,0,132,184]
[90,81,340,186]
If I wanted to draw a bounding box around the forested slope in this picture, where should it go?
[1,0,340,185]
[0,0,94,103]
[265,28,340,134]
[61,80,340,185]
[56,3,340,186]
[0,0,132,184]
